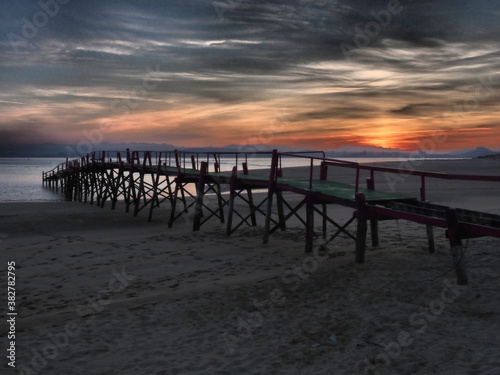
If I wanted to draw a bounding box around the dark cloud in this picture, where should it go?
[390,103,441,116]
[0,0,499,147]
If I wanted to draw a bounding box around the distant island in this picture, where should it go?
[477,153,500,160]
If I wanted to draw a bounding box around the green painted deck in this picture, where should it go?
[276,178,414,203]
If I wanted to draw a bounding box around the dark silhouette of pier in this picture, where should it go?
[43,149,500,285]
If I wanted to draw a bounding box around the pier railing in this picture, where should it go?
[278,152,500,201]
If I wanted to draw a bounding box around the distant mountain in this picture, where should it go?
[0,142,179,158]
[327,145,418,158]
[222,144,310,153]
[0,142,311,157]
[0,143,70,158]
[477,153,500,160]
[333,145,405,154]
[1,142,499,159]
[328,145,500,159]
[448,147,497,158]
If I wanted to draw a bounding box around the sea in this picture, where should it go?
[0,156,447,202]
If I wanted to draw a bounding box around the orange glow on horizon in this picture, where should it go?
[3,94,500,152]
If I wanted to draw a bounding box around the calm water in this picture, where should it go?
[0,158,66,202]
[0,156,447,202]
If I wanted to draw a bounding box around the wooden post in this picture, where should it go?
[263,190,274,244]
[168,183,180,228]
[216,183,225,224]
[193,161,208,231]
[134,169,145,216]
[263,150,278,244]
[247,189,258,227]
[226,167,237,236]
[355,193,367,264]
[446,208,468,285]
[148,170,160,221]
[305,195,314,253]
[276,191,286,231]
[319,139,328,238]
[111,164,123,210]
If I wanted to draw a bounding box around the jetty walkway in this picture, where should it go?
[43,149,500,285]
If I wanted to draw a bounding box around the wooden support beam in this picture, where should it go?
[193,183,204,231]
[247,189,257,227]
[263,190,274,244]
[270,198,306,235]
[446,208,468,285]
[263,150,279,244]
[193,162,208,231]
[276,191,286,231]
[133,172,146,216]
[355,193,367,264]
[168,183,180,228]
[326,214,356,244]
[111,167,122,210]
[227,166,238,236]
[148,171,161,222]
[216,183,225,224]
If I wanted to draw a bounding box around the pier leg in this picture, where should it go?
[247,189,257,227]
[148,173,160,222]
[101,170,112,208]
[168,184,180,228]
[134,172,145,216]
[355,193,367,264]
[180,186,188,213]
[90,172,96,205]
[126,172,137,214]
[193,182,205,231]
[227,168,238,236]
[446,209,468,285]
[263,189,274,244]
[96,171,105,207]
[226,189,235,236]
[305,196,314,253]
[111,169,122,210]
[216,184,225,224]
[73,174,79,201]
[83,173,89,203]
[426,224,435,253]
[276,191,286,231]
[65,176,74,201]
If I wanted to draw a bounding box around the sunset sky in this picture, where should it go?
[1,0,499,151]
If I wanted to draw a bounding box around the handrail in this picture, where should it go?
[278,152,500,201]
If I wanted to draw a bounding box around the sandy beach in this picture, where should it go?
[1,159,500,375]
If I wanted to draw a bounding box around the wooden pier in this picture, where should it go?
[43,149,500,285]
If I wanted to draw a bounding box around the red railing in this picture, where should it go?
[278,152,500,202]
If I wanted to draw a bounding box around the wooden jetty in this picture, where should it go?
[43,149,500,285]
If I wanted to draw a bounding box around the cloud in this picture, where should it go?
[0,0,499,149]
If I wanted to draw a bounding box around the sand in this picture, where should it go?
[1,159,500,374]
